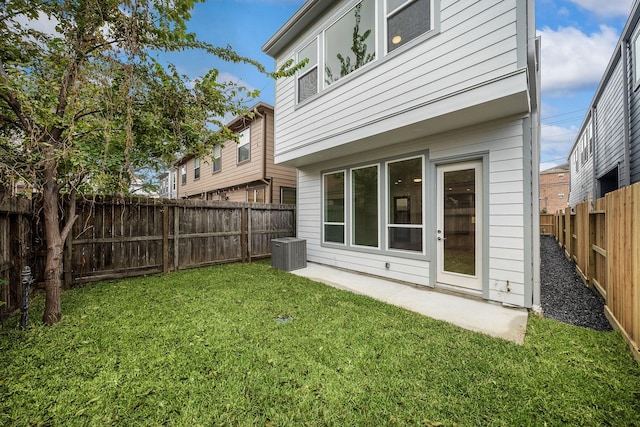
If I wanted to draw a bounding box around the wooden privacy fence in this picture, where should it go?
[62,197,295,286]
[539,213,556,236]
[550,182,640,362]
[0,197,31,317]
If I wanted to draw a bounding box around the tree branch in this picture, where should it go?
[0,58,32,133]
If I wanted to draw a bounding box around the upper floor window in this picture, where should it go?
[237,129,250,163]
[325,0,376,86]
[212,145,222,173]
[387,0,431,52]
[194,158,201,180]
[295,0,435,104]
[297,40,318,103]
[181,165,187,185]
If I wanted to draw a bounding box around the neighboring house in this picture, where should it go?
[568,0,640,206]
[263,0,541,308]
[175,103,297,204]
[130,175,159,198]
[539,163,569,213]
[158,170,178,199]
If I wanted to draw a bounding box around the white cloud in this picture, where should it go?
[537,25,619,95]
[568,0,633,17]
[14,11,61,38]
[540,123,579,167]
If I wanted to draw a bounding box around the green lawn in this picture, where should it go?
[1,262,639,426]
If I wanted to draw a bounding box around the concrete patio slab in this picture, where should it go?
[291,262,529,344]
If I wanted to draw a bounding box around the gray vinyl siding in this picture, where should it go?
[595,60,626,180]
[296,118,531,307]
[629,36,640,184]
[568,146,593,206]
[273,0,523,162]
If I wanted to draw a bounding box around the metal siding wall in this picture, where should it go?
[628,36,640,184]
[596,60,626,180]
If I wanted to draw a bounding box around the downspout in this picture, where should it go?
[591,108,597,202]
[252,105,271,202]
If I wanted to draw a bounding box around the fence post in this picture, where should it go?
[240,207,247,263]
[173,205,180,272]
[588,211,596,288]
[247,207,252,262]
[162,203,169,274]
[63,235,72,289]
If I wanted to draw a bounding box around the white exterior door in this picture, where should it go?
[436,161,483,291]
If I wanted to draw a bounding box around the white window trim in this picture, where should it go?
[385,154,426,255]
[322,170,347,245]
[212,146,222,173]
[194,158,201,180]
[634,30,640,89]
[296,38,319,103]
[384,0,435,55]
[237,128,250,164]
[350,163,380,249]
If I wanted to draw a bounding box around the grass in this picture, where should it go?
[1,261,639,426]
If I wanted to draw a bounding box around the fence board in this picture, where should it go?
[59,198,295,286]
[539,213,556,235]
[546,183,640,362]
[0,197,31,316]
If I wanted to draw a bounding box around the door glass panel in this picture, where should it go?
[443,168,476,275]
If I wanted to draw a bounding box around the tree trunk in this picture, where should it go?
[42,163,64,325]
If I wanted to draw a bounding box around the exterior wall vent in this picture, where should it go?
[271,237,307,271]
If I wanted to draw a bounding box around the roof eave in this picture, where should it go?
[262,0,336,58]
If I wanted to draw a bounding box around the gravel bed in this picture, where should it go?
[540,235,612,331]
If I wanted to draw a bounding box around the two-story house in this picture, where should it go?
[263,0,540,308]
[539,163,569,213]
[157,170,178,199]
[568,0,640,207]
[175,103,297,204]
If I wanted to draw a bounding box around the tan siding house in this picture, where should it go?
[175,103,297,204]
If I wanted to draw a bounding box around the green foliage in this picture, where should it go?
[0,0,300,196]
[1,262,639,426]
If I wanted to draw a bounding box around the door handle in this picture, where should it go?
[437,236,446,241]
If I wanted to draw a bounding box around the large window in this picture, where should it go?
[324,0,375,86]
[387,0,431,52]
[323,171,346,244]
[321,155,426,254]
[297,40,318,103]
[237,129,250,163]
[387,157,423,252]
[352,165,378,247]
[212,145,221,173]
